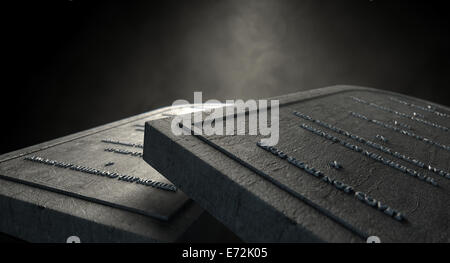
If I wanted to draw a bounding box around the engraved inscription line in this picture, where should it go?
[257,142,405,222]
[351,96,449,132]
[389,97,450,119]
[101,139,143,148]
[104,148,143,158]
[350,111,450,153]
[293,111,450,181]
[24,156,177,192]
[298,123,438,187]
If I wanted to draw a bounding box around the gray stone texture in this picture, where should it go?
[0,106,228,242]
[144,85,450,242]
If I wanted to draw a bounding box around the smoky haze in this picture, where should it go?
[3,0,450,154]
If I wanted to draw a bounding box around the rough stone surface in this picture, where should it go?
[144,85,450,243]
[0,106,225,242]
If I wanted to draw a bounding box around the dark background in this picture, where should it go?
[2,0,450,154]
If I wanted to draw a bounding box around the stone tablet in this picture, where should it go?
[0,105,228,242]
[143,85,450,242]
